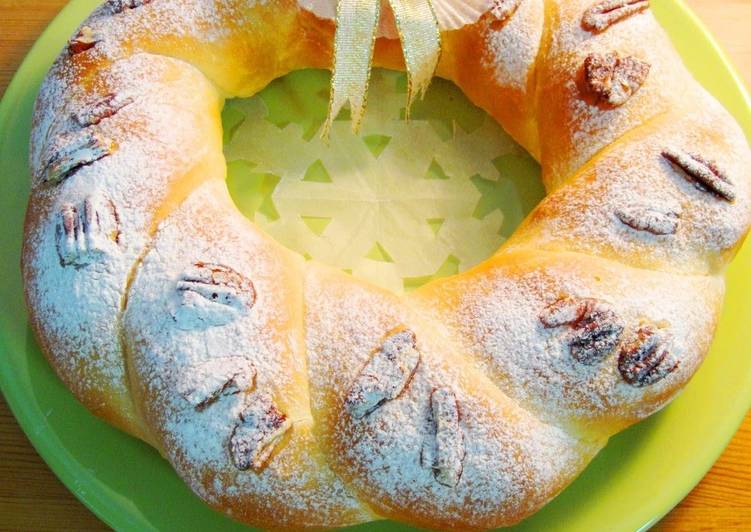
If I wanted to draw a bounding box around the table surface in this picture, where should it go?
[2,0,751,530]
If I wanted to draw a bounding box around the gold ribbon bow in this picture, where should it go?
[322,0,442,137]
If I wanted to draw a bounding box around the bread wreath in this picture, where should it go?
[22,0,750,529]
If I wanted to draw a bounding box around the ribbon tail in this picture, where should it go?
[388,0,441,118]
[323,0,381,138]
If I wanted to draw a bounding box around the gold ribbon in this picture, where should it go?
[322,0,441,137]
[389,0,441,115]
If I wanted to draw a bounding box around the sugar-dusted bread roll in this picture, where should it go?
[23,0,751,529]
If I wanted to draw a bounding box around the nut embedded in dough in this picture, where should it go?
[539,296,593,328]
[228,392,292,471]
[68,26,101,54]
[176,357,256,411]
[618,325,679,387]
[421,387,465,488]
[582,0,650,33]
[173,262,256,329]
[108,0,153,13]
[662,148,736,202]
[540,297,624,365]
[489,0,522,28]
[584,52,650,107]
[73,93,134,127]
[55,193,119,267]
[41,131,115,184]
[345,329,421,419]
[615,203,681,235]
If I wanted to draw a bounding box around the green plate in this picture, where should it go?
[1,1,750,530]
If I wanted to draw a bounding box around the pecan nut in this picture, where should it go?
[345,329,421,419]
[229,392,291,471]
[68,26,101,54]
[662,148,736,202]
[41,131,115,185]
[584,52,650,107]
[615,203,681,235]
[177,357,256,411]
[174,262,256,329]
[582,0,650,33]
[539,296,591,328]
[618,325,679,387]
[108,0,153,12]
[540,296,624,365]
[489,0,523,28]
[421,387,465,488]
[73,93,133,127]
[55,193,119,267]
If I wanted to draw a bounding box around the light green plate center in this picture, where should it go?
[223,69,543,293]
[0,1,750,531]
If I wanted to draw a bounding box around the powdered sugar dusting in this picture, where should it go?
[24,52,224,435]
[123,180,371,528]
[304,263,601,529]
[537,0,699,186]
[22,0,751,529]
[507,91,751,276]
[412,250,724,437]
[484,0,544,90]
[59,0,296,98]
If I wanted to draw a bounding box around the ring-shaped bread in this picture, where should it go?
[22,0,751,529]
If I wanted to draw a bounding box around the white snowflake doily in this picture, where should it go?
[223,69,542,293]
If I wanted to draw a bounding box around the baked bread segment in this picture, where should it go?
[304,262,601,530]
[123,180,372,529]
[436,0,546,158]
[412,249,724,439]
[23,53,224,439]
[54,0,307,98]
[506,90,751,276]
[534,0,699,187]
[20,0,751,529]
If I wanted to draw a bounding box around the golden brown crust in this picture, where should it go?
[505,89,751,276]
[304,262,602,530]
[411,249,725,437]
[533,0,697,186]
[21,0,751,529]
